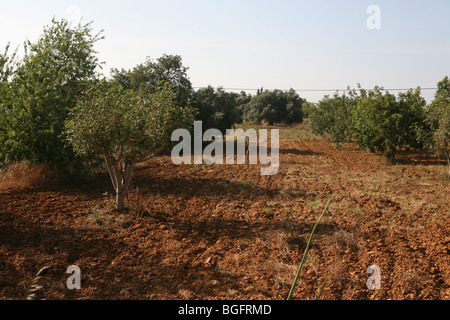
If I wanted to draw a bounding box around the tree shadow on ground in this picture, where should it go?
[0,212,123,299]
[132,175,278,199]
[279,148,323,156]
[0,170,112,201]
[393,150,447,166]
[137,216,338,299]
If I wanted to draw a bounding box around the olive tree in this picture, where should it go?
[191,86,240,133]
[65,82,196,210]
[242,89,304,125]
[110,54,193,107]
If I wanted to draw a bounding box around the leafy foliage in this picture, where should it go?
[0,43,17,84]
[191,86,241,132]
[242,89,304,125]
[301,102,318,119]
[66,82,195,161]
[110,54,193,107]
[309,86,429,161]
[0,44,18,157]
[309,91,357,144]
[65,81,196,209]
[0,19,103,170]
[421,77,450,176]
[352,87,427,161]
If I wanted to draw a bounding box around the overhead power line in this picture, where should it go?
[192,87,438,92]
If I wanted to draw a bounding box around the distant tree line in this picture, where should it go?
[110,59,306,131]
[0,17,307,206]
[1,17,448,191]
[0,19,305,171]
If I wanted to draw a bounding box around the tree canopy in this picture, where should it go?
[110,54,193,107]
[422,77,450,176]
[309,90,357,145]
[191,86,241,133]
[352,87,427,161]
[0,19,103,171]
[242,89,304,125]
[65,81,196,209]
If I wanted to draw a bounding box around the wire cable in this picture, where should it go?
[192,86,438,92]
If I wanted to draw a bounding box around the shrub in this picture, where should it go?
[65,82,196,210]
[309,91,356,144]
[0,162,48,190]
[191,86,241,132]
[302,102,318,119]
[352,87,427,161]
[242,89,304,125]
[0,19,103,171]
[420,76,450,177]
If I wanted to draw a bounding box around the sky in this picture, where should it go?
[1,0,449,103]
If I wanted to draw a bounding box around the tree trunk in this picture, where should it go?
[447,154,450,179]
[385,145,396,164]
[105,158,134,210]
[116,191,125,211]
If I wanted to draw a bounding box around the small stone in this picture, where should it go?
[210,280,220,286]
[120,289,130,296]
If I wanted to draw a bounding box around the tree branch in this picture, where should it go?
[105,157,118,191]
[135,148,165,164]
[118,144,124,164]
[99,146,119,166]
[123,162,135,195]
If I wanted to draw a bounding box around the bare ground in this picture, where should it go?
[0,125,449,300]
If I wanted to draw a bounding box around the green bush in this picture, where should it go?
[242,89,304,125]
[352,87,427,161]
[110,54,193,108]
[302,102,318,119]
[308,91,356,144]
[309,86,429,161]
[0,19,103,173]
[420,77,450,176]
[65,82,196,209]
[191,86,241,132]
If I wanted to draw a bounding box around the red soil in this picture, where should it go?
[1,126,449,300]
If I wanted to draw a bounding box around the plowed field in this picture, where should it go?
[1,125,449,300]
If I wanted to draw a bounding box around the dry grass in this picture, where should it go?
[272,262,298,287]
[329,229,362,254]
[0,162,48,190]
[25,266,52,300]
[398,268,423,294]
[178,289,197,300]
[321,229,362,292]
[279,124,321,141]
[325,259,353,290]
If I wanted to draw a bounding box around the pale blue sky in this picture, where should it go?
[1,0,449,102]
